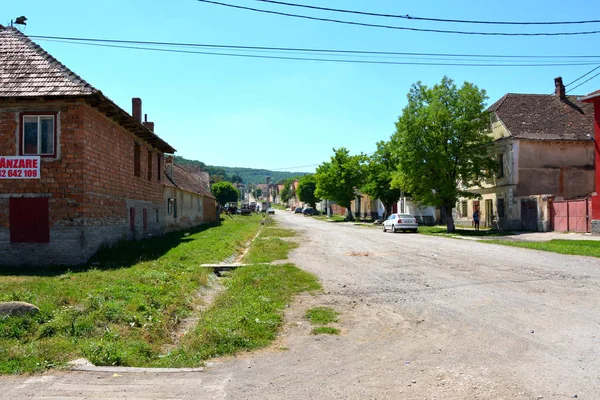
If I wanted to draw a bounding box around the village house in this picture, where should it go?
[456,77,595,232]
[0,26,178,266]
[163,158,217,231]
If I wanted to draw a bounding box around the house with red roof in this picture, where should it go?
[456,77,595,232]
[0,26,215,266]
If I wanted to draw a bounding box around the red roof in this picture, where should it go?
[164,163,215,199]
[487,93,594,141]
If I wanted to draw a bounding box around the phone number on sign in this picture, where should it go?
[0,169,38,178]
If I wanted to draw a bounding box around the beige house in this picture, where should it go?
[456,77,595,231]
[164,158,217,231]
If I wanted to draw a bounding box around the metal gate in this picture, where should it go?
[551,198,590,233]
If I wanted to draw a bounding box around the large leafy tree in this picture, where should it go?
[297,174,320,208]
[315,148,366,221]
[391,76,496,233]
[211,181,239,206]
[279,178,295,204]
[362,140,402,219]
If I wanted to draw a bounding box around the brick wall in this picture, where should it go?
[0,99,166,265]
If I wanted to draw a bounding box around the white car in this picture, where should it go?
[382,213,418,233]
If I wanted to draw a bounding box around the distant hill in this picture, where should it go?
[173,156,307,185]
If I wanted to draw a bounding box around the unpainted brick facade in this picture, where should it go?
[0,98,166,266]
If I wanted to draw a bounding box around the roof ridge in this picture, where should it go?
[0,26,97,95]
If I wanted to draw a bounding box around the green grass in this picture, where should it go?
[418,225,516,237]
[311,326,340,335]
[305,307,339,325]
[242,225,298,264]
[0,215,264,374]
[313,215,346,222]
[155,264,320,366]
[485,239,600,258]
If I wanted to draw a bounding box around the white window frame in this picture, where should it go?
[21,114,56,156]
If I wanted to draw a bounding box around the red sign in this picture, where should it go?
[0,156,41,179]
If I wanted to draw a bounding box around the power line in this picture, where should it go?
[254,0,600,26]
[22,33,600,60]
[565,65,600,87]
[196,0,600,36]
[34,38,600,67]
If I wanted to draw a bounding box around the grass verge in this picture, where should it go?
[0,215,263,374]
[156,264,320,366]
[485,239,600,258]
[418,225,516,237]
[242,226,298,264]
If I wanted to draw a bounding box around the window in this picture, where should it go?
[167,198,177,217]
[461,201,468,217]
[497,198,505,218]
[497,154,505,178]
[134,143,141,177]
[157,154,162,182]
[147,149,153,181]
[10,197,49,243]
[21,113,56,157]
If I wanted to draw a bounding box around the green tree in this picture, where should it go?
[252,187,263,199]
[315,148,366,221]
[297,174,320,208]
[211,181,239,206]
[362,140,401,219]
[279,178,295,204]
[390,76,496,233]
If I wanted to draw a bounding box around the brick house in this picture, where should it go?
[163,158,217,231]
[0,26,176,265]
[455,77,595,231]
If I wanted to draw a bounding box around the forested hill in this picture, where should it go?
[173,156,307,185]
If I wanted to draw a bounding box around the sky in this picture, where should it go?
[4,0,600,173]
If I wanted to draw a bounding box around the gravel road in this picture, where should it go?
[3,212,599,399]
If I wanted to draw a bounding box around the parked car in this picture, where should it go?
[382,213,418,233]
[294,207,303,214]
[267,208,275,214]
[240,206,252,215]
[302,207,318,216]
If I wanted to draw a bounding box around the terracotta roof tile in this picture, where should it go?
[0,26,97,97]
[165,163,215,199]
[487,93,594,141]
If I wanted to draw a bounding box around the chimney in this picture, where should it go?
[554,77,566,100]
[165,156,174,181]
[142,113,155,132]
[132,98,142,122]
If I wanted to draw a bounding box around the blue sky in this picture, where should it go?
[4,0,600,173]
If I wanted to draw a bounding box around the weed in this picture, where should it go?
[311,326,340,335]
[305,307,339,325]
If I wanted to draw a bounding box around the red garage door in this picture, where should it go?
[551,199,590,233]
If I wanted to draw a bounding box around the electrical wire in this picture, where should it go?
[254,0,600,26]
[196,0,600,36]
[21,33,600,60]
[34,38,600,67]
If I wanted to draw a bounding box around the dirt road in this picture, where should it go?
[2,213,599,399]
